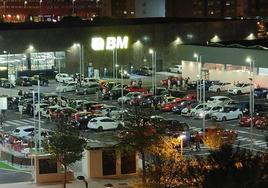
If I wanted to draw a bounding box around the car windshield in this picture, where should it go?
[236,83,244,87]
[204,106,212,110]
[222,107,231,112]
[126,93,133,97]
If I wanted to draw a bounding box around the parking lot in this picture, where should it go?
[0,73,268,156]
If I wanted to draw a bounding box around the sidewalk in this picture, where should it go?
[0,177,138,188]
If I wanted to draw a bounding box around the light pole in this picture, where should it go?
[115,64,119,85]
[39,0,42,15]
[3,51,8,80]
[149,49,156,95]
[74,43,83,84]
[246,57,255,150]
[194,53,202,102]
[120,66,124,121]
[112,48,118,83]
[72,0,75,15]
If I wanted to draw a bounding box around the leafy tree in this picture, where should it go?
[117,106,163,184]
[44,118,86,188]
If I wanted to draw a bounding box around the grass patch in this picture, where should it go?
[0,161,17,170]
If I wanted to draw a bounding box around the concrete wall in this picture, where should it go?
[83,149,138,178]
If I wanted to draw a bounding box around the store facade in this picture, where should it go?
[0,18,259,79]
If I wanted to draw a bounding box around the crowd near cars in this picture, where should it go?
[2,70,268,152]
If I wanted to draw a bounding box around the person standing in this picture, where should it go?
[18,104,24,118]
[195,132,201,151]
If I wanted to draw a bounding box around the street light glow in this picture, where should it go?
[193,53,198,58]
[29,45,34,51]
[149,49,154,54]
[246,57,252,63]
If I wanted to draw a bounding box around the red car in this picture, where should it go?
[239,114,262,127]
[162,102,178,112]
[255,116,268,129]
[161,76,180,87]
[125,86,148,93]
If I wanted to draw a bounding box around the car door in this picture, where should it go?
[101,118,116,130]
[210,106,222,115]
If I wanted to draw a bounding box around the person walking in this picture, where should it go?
[195,131,201,151]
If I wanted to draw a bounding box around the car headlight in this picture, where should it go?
[199,112,204,117]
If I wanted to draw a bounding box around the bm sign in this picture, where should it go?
[91,36,129,51]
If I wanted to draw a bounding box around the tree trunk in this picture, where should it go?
[141,150,146,184]
[64,164,67,188]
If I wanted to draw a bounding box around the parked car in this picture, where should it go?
[33,103,49,116]
[117,92,141,104]
[201,125,237,145]
[51,107,77,120]
[161,76,180,87]
[55,73,74,83]
[149,87,168,96]
[102,88,128,100]
[211,106,243,121]
[195,105,223,119]
[207,96,232,105]
[71,111,101,129]
[0,78,15,88]
[133,66,152,76]
[12,126,35,139]
[99,105,127,118]
[87,117,123,131]
[254,88,268,98]
[76,84,99,95]
[197,80,220,91]
[172,101,198,114]
[255,115,268,129]
[168,65,182,73]
[181,103,207,117]
[239,113,263,127]
[56,81,77,92]
[228,83,252,95]
[16,76,32,86]
[125,86,148,93]
[81,78,99,86]
[208,82,232,92]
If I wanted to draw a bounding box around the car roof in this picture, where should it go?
[91,117,112,120]
[209,96,230,99]
[15,125,35,130]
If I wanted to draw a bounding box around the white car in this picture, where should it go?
[12,126,35,138]
[208,82,232,92]
[55,73,74,83]
[168,65,182,73]
[117,92,141,104]
[56,81,77,92]
[211,106,243,121]
[82,78,99,86]
[99,105,127,119]
[195,105,223,119]
[228,83,252,95]
[207,96,232,105]
[87,117,123,131]
[181,103,207,117]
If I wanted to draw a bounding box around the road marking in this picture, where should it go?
[4,121,21,126]
[28,118,44,123]
[2,123,13,127]
[236,130,266,137]
[12,120,28,125]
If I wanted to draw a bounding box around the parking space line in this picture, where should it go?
[2,123,13,127]
[12,120,28,125]
[237,130,266,137]
[4,121,21,126]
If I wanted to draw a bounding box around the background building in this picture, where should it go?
[135,0,165,18]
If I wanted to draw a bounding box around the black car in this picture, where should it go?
[16,76,32,86]
[254,88,268,98]
[172,101,198,114]
[103,88,128,100]
[0,78,15,88]
[72,112,101,130]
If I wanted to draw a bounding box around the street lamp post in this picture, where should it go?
[194,53,202,102]
[120,66,124,121]
[39,0,42,15]
[72,0,75,15]
[115,64,119,85]
[246,57,255,150]
[149,49,156,95]
[178,135,186,156]
[112,48,118,83]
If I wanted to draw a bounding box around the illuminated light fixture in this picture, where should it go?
[123,10,127,14]
[28,45,34,51]
[16,15,20,19]
[246,57,252,63]
[149,48,154,54]
[187,34,193,39]
[7,14,11,18]
[91,36,129,51]
[174,37,183,45]
[210,35,221,43]
[246,33,256,40]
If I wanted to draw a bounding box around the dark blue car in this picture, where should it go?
[254,88,268,98]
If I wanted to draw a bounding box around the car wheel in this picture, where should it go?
[217,88,220,92]
[97,126,103,132]
[238,114,242,119]
[237,90,242,95]
[222,116,227,121]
